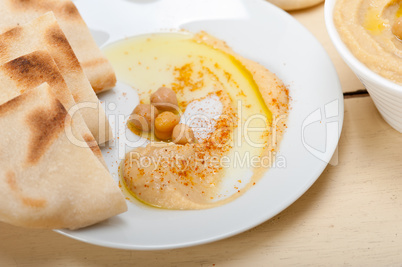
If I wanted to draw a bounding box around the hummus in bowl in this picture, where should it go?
[326,0,402,132]
[334,0,402,85]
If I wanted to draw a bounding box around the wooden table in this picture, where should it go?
[2,3,402,266]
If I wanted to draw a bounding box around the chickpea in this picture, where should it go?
[155,128,173,140]
[154,111,180,133]
[128,104,159,132]
[392,17,402,40]
[172,124,195,145]
[150,87,178,111]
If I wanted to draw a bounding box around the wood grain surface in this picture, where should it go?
[2,2,401,266]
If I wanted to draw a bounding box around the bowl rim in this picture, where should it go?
[324,0,402,93]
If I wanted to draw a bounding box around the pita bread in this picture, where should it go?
[0,50,106,167]
[267,0,323,10]
[0,83,127,230]
[0,12,113,144]
[0,0,116,93]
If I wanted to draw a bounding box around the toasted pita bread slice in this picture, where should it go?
[0,83,127,230]
[0,12,113,144]
[0,50,106,167]
[0,0,116,93]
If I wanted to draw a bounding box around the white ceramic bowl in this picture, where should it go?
[325,0,402,132]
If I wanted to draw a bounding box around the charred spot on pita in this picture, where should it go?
[59,1,80,19]
[45,24,81,71]
[0,27,23,61]
[22,196,47,208]
[26,98,68,165]
[0,40,7,60]
[1,26,22,40]
[6,171,18,192]
[3,51,65,88]
[6,170,47,208]
[83,133,102,157]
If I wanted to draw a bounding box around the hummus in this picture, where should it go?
[104,32,289,209]
[334,0,402,84]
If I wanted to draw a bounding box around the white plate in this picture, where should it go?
[57,0,343,250]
